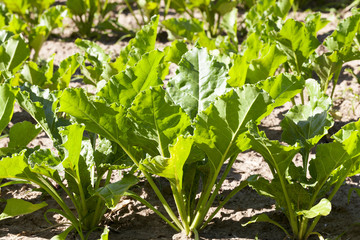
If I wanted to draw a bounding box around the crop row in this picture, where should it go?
[0,1,360,240]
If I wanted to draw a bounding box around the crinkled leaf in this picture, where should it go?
[0,83,18,134]
[28,148,62,179]
[194,85,273,171]
[98,50,165,108]
[16,84,69,146]
[75,39,111,64]
[95,174,138,208]
[167,47,230,119]
[281,79,333,147]
[59,88,128,148]
[94,138,132,171]
[0,198,47,221]
[296,198,331,219]
[257,73,305,108]
[128,86,191,157]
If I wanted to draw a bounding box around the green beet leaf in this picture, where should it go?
[281,79,333,148]
[49,53,80,90]
[128,86,191,157]
[0,34,29,75]
[0,151,29,178]
[16,84,69,147]
[167,47,230,119]
[296,199,331,219]
[275,19,320,74]
[59,88,129,148]
[75,38,111,65]
[0,198,47,221]
[140,136,193,189]
[257,73,305,108]
[162,18,203,41]
[98,50,165,108]
[324,13,360,53]
[2,121,41,154]
[246,44,287,84]
[194,85,273,171]
[247,122,301,177]
[242,213,290,237]
[95,174,138,209]
[20,60,49,87]
[0,83,18,134]
[163,40,188,64]
[59,124,85,176]
[28,148,62,179]
[113,15,159,72]
[305,12,329,37]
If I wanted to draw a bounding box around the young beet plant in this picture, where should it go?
[0,123,137,240]
[0,84,137,239]
[244,79,360,240]
[58,43,305,238]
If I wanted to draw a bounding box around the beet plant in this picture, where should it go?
[57,36,308,237]
[244,79,360,240]
[0,84,137,239]
[0,123,137,239]
[0,1,67,61]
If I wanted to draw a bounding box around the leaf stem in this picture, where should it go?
[125,191,181,232]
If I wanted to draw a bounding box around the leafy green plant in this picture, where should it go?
[66,0,119,38]
[0,31,30,83]
[169,0,238,38]
[74,15,160,86]
[19,53,80,90]
[245,0,294,36]
[0,123,137,239]
[123,0,162,29]
[0,0,67,61]
[314,10,360,98]
[244,79,360,240]
[57,38,307,238]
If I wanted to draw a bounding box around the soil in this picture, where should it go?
[1,3,360,240]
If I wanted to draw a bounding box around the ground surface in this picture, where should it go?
[1,5,360,240]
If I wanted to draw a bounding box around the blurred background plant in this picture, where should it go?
[0,0,67,61]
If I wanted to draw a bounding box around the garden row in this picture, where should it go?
[1,0,360,240]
